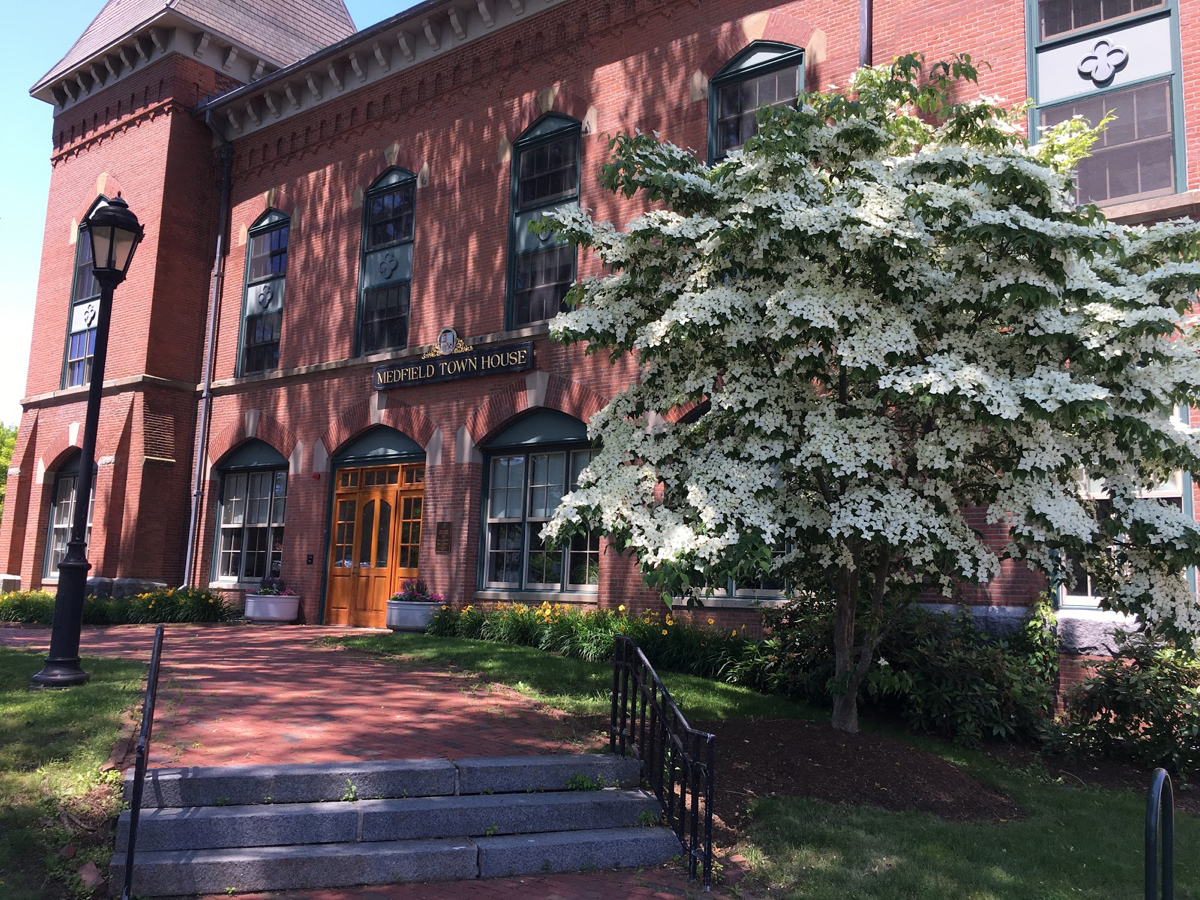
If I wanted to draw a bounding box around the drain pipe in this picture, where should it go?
[859,0,873,68]
[182,115,233,586]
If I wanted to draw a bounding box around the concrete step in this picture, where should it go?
[476,826,681,878]
[117,789,661,852]
[110,838,478,897]
[127,754,641,808]
[126,758,455,809]
[112,828,681,896]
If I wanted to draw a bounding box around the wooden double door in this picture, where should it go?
[326,463,425,628]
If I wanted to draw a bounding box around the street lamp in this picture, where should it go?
[33,196,144,688]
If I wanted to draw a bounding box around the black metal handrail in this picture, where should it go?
[1146,768,1175,900]
[611,635,715,890]
[122,624,165,900]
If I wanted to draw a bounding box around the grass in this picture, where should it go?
[742,754,1200,900]
[328,632,823,723]
[333,632,1199,900]
[0,647,145,900]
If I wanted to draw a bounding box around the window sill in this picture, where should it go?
[475,589,597,604]
[208,581,264,592]
[675,594,789,610]
[1102,189,1200,226]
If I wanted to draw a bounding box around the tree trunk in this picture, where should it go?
[831,573,860,733]
[831,692,858,732]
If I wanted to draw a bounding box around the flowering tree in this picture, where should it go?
[544,55,1200,732]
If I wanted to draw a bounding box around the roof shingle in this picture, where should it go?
[33,0,357,93]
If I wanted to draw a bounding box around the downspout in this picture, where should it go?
[183,114,233,586]
[859,0,873,68]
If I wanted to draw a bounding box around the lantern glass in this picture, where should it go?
[83,197,144,282]
[88,224,114,273]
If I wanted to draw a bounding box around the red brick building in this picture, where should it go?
[4,0,1197,656]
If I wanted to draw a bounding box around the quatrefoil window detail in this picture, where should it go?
[379,251,399,278]
[82,304,97,327]
[1078,39,1129,87]
[257,285,274,309]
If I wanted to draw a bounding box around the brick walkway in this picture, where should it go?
[0,624,745,899]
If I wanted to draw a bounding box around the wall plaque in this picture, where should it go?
[435,521,452,554]
[373,341,534,390]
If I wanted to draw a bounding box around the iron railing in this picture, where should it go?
[1146,768,1175,900]
[611,635,715,890]
[121,624,165,900]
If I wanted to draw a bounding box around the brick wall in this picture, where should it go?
[0,52,219,589]
[9,0,1196,635]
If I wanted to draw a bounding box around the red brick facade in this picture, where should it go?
[4,0,1194,631]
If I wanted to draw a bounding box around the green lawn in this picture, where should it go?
[0,647,145,900]
[335,632,1199,900]
[331,632,823,723]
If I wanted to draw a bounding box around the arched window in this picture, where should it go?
[709,41,805,161]
[239,209,289,376]
[358,167,417,355]
[507,114,581,329]
[480,410,598,592]
[63,197,107,388]
[44,452,94,578]
[213,440,288,583]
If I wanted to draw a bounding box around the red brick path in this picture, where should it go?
[0,624,745,899]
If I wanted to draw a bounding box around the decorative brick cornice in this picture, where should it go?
[208,410,298,468]
[466,372,607,446]
[318,396,438,461]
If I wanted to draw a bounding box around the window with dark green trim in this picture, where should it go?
[484,447,598,590]
[213,441,289,583]
[1042,79,1174,204]
[239,210,289,376]
[359,168,417,355]
[1039,0,1163,42]
[43,453,94,579]
[508,115,580,329]
[708,42,804,162]
[1029,0,1182,207]
[63,197,107,388]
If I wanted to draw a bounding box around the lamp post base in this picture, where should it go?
[31,657,91,688]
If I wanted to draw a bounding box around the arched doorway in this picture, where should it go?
[326,426,426,627]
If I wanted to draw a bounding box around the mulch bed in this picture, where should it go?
[697,718,1019,837]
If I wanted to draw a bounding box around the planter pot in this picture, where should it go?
[244,593,300,624]
[387,599,437,632]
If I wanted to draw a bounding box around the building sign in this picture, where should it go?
[373,341,534,390]
[435,522,451,554]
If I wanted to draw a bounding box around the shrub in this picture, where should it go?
[1060,632,1200,776]
[0,590,56,624]
[876,599,1058,745]
[713,595,1058,745]
[0,587,235,625]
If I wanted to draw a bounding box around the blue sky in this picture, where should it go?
[0,1,418,427]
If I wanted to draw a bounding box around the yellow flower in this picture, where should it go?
[731,630,737,637]
[665,617,674,626]
[618,604,625,612]
[661,629,668,636]
[708,618,714,625]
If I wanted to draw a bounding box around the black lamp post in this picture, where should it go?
[33,196,144,688]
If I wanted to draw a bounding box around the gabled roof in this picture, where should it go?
[32,0,357,93]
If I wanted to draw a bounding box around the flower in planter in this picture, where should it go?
[256,576,297,596]
[389,579,444,603]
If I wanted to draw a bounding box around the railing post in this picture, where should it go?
[703,733,715,890]
[1146,768,1174,900]
[123,624,165,900]
[610,637,622,755]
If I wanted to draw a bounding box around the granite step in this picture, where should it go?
[112,829,680,897]
[126,754,640,808]
[116,789,661,852]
